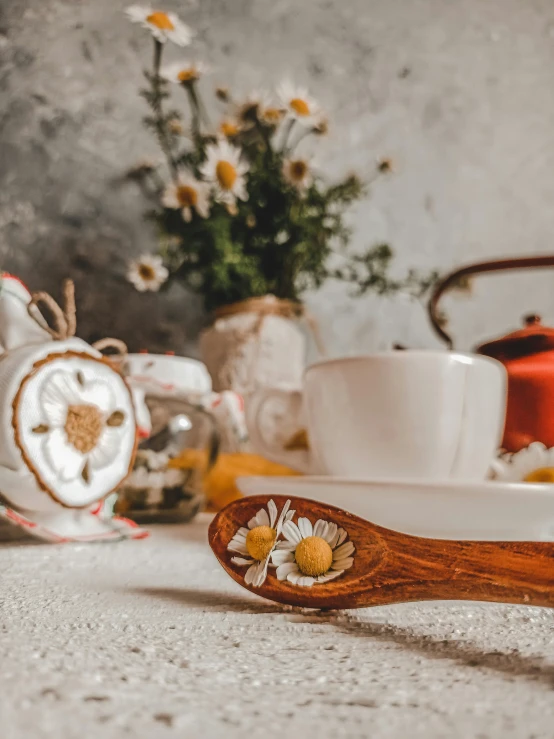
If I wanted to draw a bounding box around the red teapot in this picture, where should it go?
[428,255,554,454]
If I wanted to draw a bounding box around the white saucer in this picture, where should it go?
[236,476,554,541]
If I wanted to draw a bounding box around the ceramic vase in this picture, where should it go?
[199,310,306,396]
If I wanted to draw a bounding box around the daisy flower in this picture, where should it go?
[199,138,250,206]
[282,157,313,193]
[491,442,554,483]
[219,119,240,138]
[162,173,211,222]
[277,81,322,127]
[260,105,285,126]
[227,499,294,587]
[235,91,269,129]
[160,60,209,85]
[127,255,169,292]
[126,6,194,46]
[271,515,355,587]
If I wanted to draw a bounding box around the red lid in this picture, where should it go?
[478,315,554,360]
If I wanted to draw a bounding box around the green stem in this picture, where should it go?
[151,39,178,180]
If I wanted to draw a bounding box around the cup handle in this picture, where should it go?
[245,388,312,473]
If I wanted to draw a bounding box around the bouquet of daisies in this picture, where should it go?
[126,6,437,311]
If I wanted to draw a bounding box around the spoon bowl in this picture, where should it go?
[209,494,554,610]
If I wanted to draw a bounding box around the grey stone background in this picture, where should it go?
[2,0,554,357]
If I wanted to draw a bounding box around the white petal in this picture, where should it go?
[275,499,291,534]
[245,560,266,587]
[275,539,296,551]
[183,207,192,223]
[271,549,294,566]
[331,557,354,570]
[276,562,299,580]
[88,427,121,470]
[318,570,343,583]
[324,522,339,545]
[43,428,85,482]
[231,557,253,566]
[313,519,328,538]
[297,576,315,587]
[228,540,249,556]
[79,380,116,415]
[267,499,278,528]
[282,520,302,544]
[297,517,313,539]
[252,558,270,587]
[235,527,249,539]
[334,541,355,559]
[285,510,295,522]
[335,528,348,547]
[248,507,270,529]
[287,570,302,585]
[40,371,81,425]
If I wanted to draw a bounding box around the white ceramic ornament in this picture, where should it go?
[0,274,138,513]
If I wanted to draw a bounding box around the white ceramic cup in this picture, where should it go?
[246,351,507,480]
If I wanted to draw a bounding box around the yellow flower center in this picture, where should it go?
[216,160,237,190]
[146,11,175,30]
[177,185,198,207]
[263,107,283,123]
[290,98,310,116]
[295,536,333,577]
[65,404,104,455]
[524,467,554,483]
[245,525,276,561]
[177,68,197,83]
[220,121,239,137]
[138,263,156,280]
[290,160,308,181]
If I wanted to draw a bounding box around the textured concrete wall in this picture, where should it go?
[2,0,554,357]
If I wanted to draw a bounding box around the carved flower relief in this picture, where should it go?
[30,370,126,484]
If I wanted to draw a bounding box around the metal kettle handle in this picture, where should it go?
[428,255,554,349]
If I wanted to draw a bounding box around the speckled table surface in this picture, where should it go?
[1,514,554,739]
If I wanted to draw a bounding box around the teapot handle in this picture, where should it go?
[428,255,554,349]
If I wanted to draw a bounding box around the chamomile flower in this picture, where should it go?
[162,173,211,222]
[199,138,250,206]
[219,119,241,138]
[282,157,313,193]
[277,81,322,127]
[271,516,355,587]
[127,255,168,292]
[491,442,554,483]
[160,60,209,85]
[126,6,194,46]
[227,499,294,587]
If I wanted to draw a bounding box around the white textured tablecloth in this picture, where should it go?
[1,514,553,738]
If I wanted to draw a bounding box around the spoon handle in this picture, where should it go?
[210,496,554,610]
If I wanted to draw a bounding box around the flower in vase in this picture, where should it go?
[199,138,249,206]
[492,442,554,483]
[271,515,355,587]
[126,6,194,46]
[259,105,285,126]
[282,157,313,193]
[160,60,209,85]
[219,119,241,138]
[277,82,322,127]
[127,255,169,292]
[162,173,211,222]
[227,499,294,587]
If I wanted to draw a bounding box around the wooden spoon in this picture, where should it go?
[209,495,554,610]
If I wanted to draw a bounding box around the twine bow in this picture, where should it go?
[27,279,128,361]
